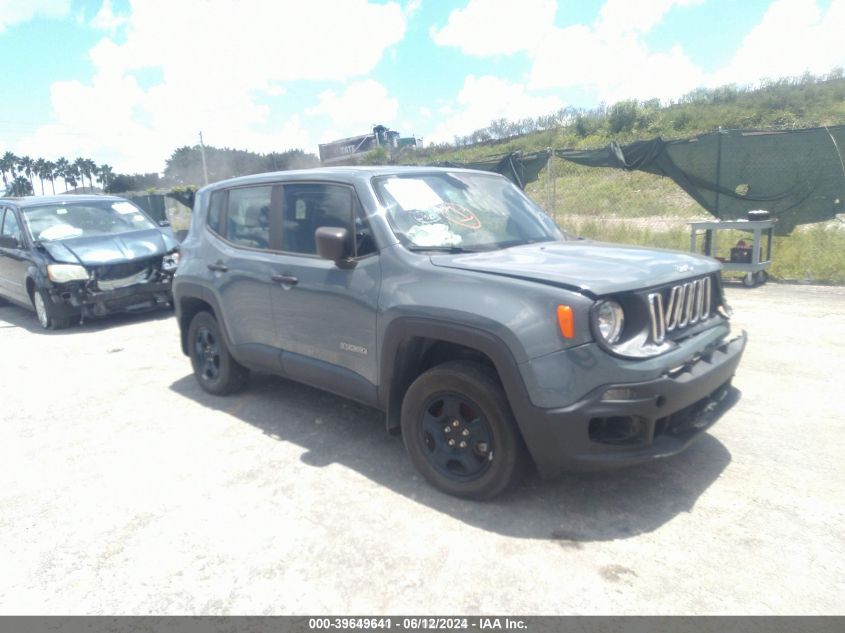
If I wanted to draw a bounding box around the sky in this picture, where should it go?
[0,0,843,174]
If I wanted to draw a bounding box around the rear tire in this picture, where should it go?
[31,287,71,330]
[400,360,526,500]
[187,311,249,395]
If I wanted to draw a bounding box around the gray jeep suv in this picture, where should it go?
[173,167,746,499]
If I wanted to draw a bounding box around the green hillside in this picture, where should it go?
[410,72,845,283]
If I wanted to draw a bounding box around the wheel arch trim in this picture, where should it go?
[175,282,235,357]
[379,317,535,440]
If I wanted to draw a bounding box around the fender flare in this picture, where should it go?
[174,282,235,357]
[378,316,535,436]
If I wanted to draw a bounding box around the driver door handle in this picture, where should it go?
[207,262,228,273]
[271,274,298,286]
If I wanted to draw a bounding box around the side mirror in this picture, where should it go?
[158,219,171,227]
[0,235,19,249]
[315,226,352,266]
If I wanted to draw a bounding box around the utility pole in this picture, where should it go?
[199,131,209,185]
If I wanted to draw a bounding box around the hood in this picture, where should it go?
[39,228,178,266]
[430,240,720,296]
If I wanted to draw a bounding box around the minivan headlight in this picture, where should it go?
[162,251,180,271]
[595,299,624,344]
[47,263,89,283]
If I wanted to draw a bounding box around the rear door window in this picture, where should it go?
[226,186,273,250]
[1,208,22,243]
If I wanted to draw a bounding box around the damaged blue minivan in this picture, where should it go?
[0,195,180,329]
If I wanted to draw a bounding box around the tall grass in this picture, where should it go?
[564,217,845,284]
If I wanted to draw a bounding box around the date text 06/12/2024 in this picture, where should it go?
[307,618,528,630]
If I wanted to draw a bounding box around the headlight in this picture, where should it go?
[595,299,624,344]
[47,263,89,283]
[162,252,180,271]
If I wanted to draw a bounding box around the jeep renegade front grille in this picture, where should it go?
[647,276,712,344]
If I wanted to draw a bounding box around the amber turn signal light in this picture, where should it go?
[557,305,575,339]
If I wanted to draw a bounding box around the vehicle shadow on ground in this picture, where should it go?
[0,302,173,335]
[170,372,738,543]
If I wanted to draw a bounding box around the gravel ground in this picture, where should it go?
[0,282,843,615]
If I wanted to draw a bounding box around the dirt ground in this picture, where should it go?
[0,282,843,615]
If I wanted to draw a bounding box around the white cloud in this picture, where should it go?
[16,0,407,173]
[306,80,399,141]
[595,0,703,37]
[711,0,845,87]
[529,27,705,102]
[91,0,126,33]
[432,0,705,103]
[404,0,423,18]
[431,0,557,56]
[429,75,564,143]
[0,0,69,32]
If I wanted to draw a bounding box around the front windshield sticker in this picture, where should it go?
[112,202,139,215]
[39,224,83,241]
[406,223,462,247]
[383,178,443,211]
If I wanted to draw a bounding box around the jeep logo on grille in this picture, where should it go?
[647,277,712,344]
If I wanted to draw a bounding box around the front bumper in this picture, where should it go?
[47,279,173,318]
[517,332,747,478]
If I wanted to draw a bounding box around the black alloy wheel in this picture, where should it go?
[187,311,249,395]
[195,326,221,382]
[418,393,494,481]
[401,360,526,500]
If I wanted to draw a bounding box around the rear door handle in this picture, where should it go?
[271,274,298,286]
[207,263,228,273]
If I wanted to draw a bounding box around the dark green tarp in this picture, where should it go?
[431,151,550,190]
[557,126,845,234]
[125,190,196,224]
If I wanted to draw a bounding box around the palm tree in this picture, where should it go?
[1,151,18,190]
[84,158,98,190]
[73,157,90,192]
[44,160,56,195]
[33,158,47,195]
[97,163,114,192]
[12,175,32,196]
[18,156,35,194]
[55,157,69,192]
[65,164,79,192]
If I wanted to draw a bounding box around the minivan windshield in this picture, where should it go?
[22,200,156,242]
[372,172,561,251]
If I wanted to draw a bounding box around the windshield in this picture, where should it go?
[372,172,561,251]
[22,200,156,242]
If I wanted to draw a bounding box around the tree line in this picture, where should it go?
[106,146,319,193]
[421,68,845,158]
[1,153,114,196]
[1,146,318,197]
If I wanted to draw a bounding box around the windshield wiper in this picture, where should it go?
[406,245,477,254]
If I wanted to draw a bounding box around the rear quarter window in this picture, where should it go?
[207,190,226,236]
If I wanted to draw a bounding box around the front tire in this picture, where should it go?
[31,287,70,330]
[187,311,249,395]
[400,360,526,500]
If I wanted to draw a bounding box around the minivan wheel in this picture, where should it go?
[187,311,249,395]
[400,360,526,500]
[31,288,70,330]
